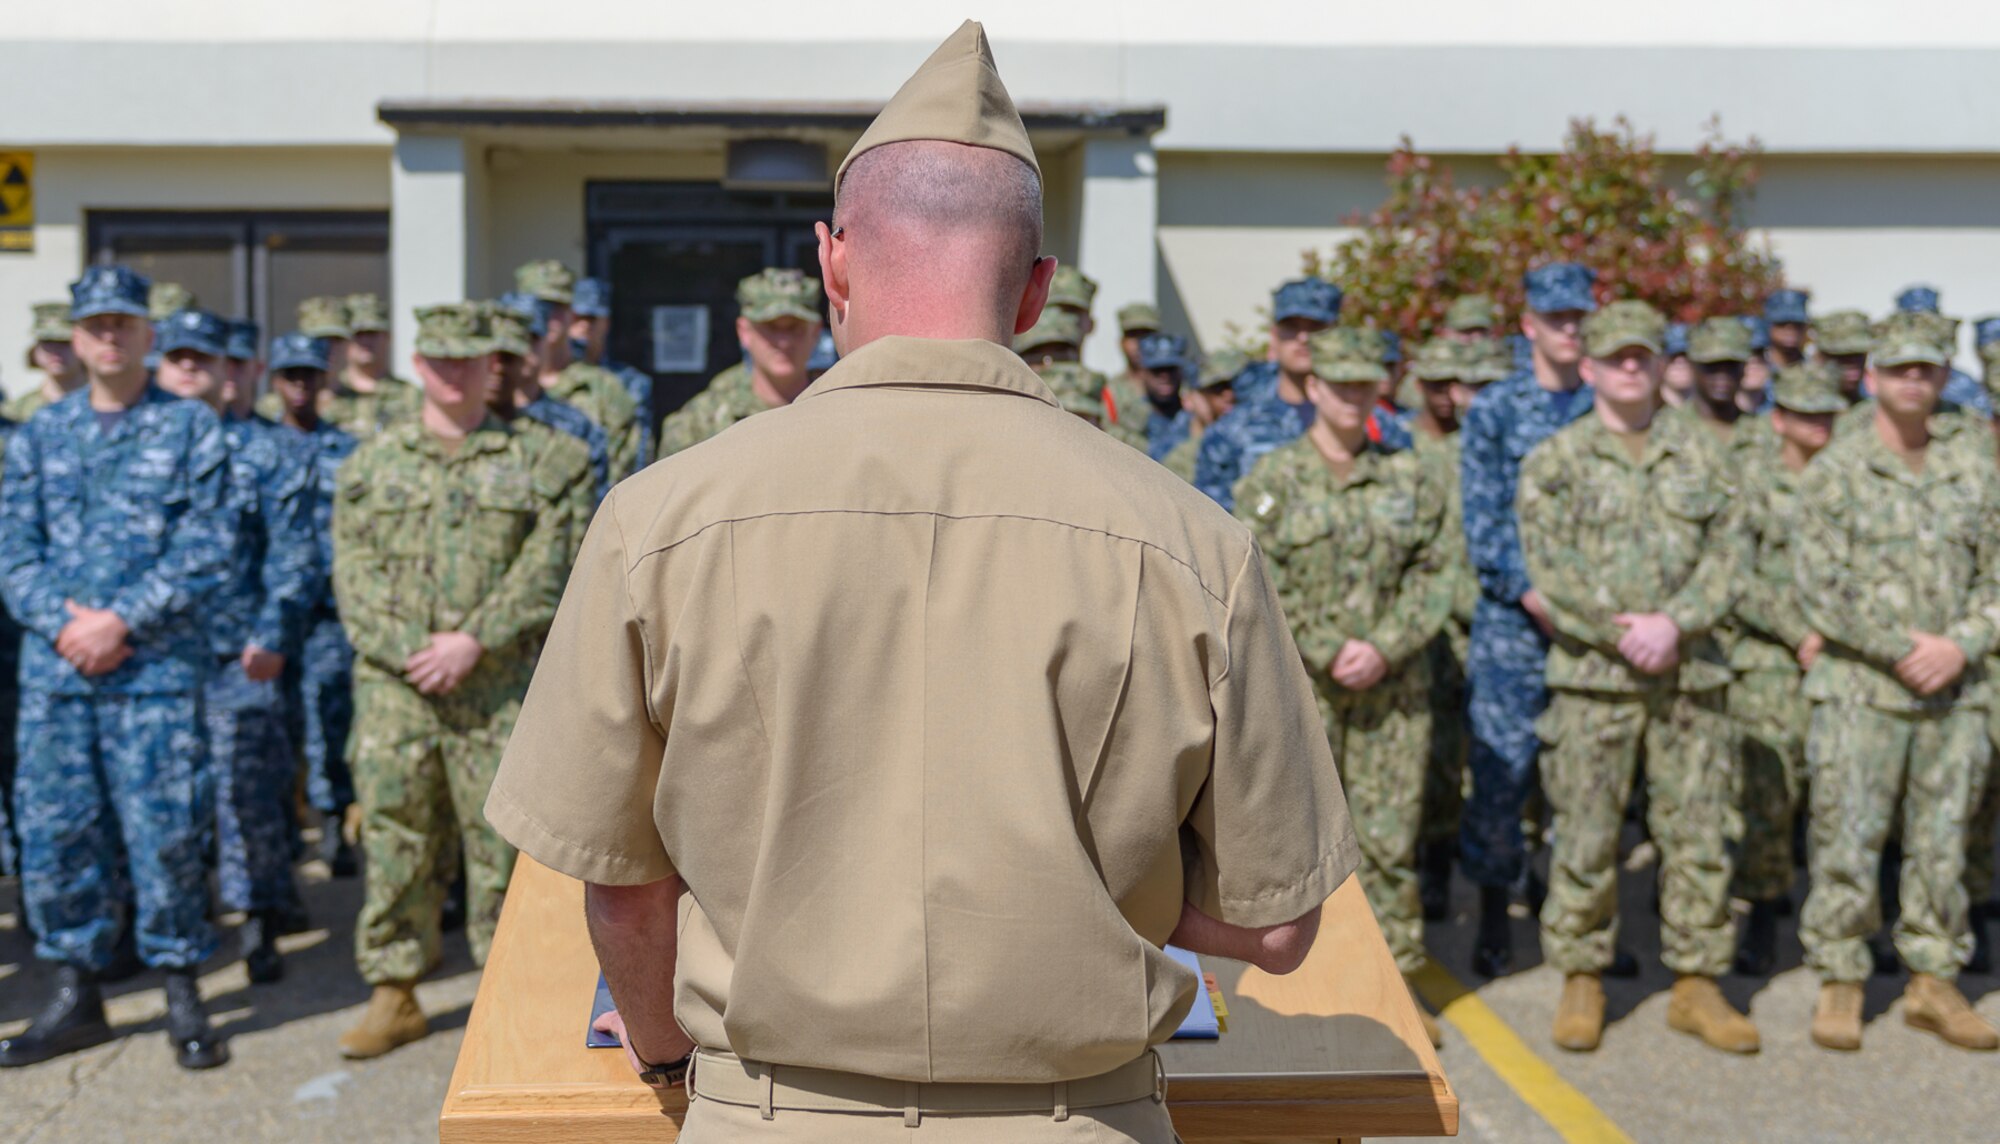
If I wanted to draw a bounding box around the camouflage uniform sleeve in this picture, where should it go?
[0,422,68,641]
[1234,454,1347,675]
[1362,463,1454,669]
[1460,391,1530,603]
[1730,480,1812,652]
[1662,469,1746,638]
[110,410,239,638]
[654,394,705,462]
[1944,461,2000,662]
[331,450,423,671]
[1793,461,1912,667]
[1516,444,1624,651]
[252,448,318,657]
[1194,414,1245,511]
[460,443,591,653]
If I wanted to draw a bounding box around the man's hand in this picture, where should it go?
[1896,631,1967,697]
[56,602,132,677]
[242,645,286,683]
[1331,639,1389,691]
[1613,613,1681,675]
[404,632,483,695]
[1521,589,1555,638]
[590,1007,696,1088]
[1796,631,1825,671]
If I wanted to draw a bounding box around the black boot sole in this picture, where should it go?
[173,1035,230,1071]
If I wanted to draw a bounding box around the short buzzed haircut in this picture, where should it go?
[836,140,1044,302]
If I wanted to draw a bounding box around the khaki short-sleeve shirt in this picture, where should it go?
[486,336,1358,1085]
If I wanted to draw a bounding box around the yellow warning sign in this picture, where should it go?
[0,151,33,252]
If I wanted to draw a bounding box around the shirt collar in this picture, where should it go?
[800,336,1060,409]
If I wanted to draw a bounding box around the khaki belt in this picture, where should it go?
[689,1048,1166,1124]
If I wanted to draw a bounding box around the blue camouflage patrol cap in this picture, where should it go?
[1896,285,1941,314]
[1973,316,2000,350]
[69,265,152,321]
[499,290,551,338]
[1764,288,1810,325]
[226,319,260,361]
[1740,315,1770,352]
[1272,277,1342,325]
[267,332,331,373]
[572,277,612,319]
[807,330,839,372]
[1138,332,1189,372]
[1523,262,1597,314]
[1664,321,1690,357]
[155,308,231,357]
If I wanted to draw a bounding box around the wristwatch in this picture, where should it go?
[637,1051,693,1090]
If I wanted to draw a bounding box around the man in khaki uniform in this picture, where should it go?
[516,260,643,483]
[486,22,1357,1141]
[655,269,823,460]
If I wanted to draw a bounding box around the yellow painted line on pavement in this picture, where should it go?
[1412,961,1636,1144]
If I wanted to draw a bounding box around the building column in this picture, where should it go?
[1076,136,1158,378]
[389,133,483,363]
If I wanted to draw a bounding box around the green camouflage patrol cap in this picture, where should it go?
[413,303,492,359]
[1581,300,1667,358]
[298,295,353,339]
[1013,305,1084,355]
[1811,309,1874,356]
[1307,326,1390,384]
[736,268,823,324]
[1687,316,1753,364]
[1771,361,1849,415]
[30,301,72,342]
[514,259,576,305]
[1038,361,1107,420]
[1408,337,1474,382]
[1048,265,1098,314]
[1117,301,1161,334]
[345,292,391,333]
[1469,339,1514,383]
[148,282,197,321]
[1197,346,1250,390]
[1444,294,1497,333]
[481,302,533,358]
[1870,310,1955,368]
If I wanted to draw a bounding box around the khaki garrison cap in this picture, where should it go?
[836,20,1040,189]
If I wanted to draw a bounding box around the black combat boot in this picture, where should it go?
[440,872,467,934]
[1969,902,1994,976]
[1733,899,1781,977]
[318,810,359,879]
[240,911,285,985]
[164,970,228,1070]
[0,965,114,1067]
[1473,886,1513,977]
[1419,841,1454,921]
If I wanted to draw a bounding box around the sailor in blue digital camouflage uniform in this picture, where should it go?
[1765,288,1812,370]
[1458,261,1599,977]
[568,276,656,463]
[267,332,364,877]
[0,406,18,879]
[154,308,316,984]
[499,291,611,505]
[1898,284,1993,416]
[1135,332,1193,460]
[0,266,235,1071]
[1194,277,1346,510]
[223,318,264,422]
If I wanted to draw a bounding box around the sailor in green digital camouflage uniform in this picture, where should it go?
[332,302,591,1061]
[1833,311,1984,440]
[1959,317,2000,974]
[1680,316,1775,460]
[1726,361,1846,978]
[656,268,823,460]
[1046,265,1143,451]
[1812,309,1874,406]
[1013,306,1109,427]
[1235,325,1456,1048]
[1107,300,1160,448]
[332,293,423,437]
[7,303,83,422]
[1517,300,1758,1056]
[1160,349,1245,484]
[1404,337,1482,919]
[1442,294,1498,343]
[514,261,641,483]
[1794,309,2000,1053]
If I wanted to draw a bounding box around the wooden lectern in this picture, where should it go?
[442,856,1456,1143]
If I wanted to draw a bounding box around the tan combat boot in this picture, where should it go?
[1665,975,1760,1054]
[1903,974,1999,1051]
[1552,973,1605,1052]
[1810,982,1863,1051]
[1404,975,1443,1048]
[338,982,429,1059]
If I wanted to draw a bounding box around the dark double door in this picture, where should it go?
[587,183,831,427]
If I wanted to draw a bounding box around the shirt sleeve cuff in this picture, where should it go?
[484,785,674,887]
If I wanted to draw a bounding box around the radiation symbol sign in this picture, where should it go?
[0,153,33,252]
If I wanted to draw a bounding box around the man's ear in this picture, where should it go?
[817,221,849,325]
[1013,256,1060,337]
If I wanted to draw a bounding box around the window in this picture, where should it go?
[89,211,390,358]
